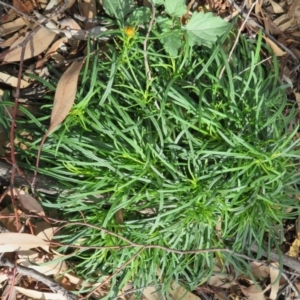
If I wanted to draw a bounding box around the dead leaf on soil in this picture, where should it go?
[13,188,45,216]
[0,72,30,88]
[3,27,56,63]
[250,261,270,278]
[240,284,270,300]
[36,37,68,68]
[273,14,294,31]
[169,281,201,300]
[264,37,286,56]
[208,265,236,288]
[0,17,26,36]
[34,221,58,240]
[0,207,18,232]
[14,286,66,300]
[0,232,48,252]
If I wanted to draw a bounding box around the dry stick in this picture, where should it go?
[218,0,258,80]
[0,256,78,300]
[8,34,28,238]
[280,272,300,298]
[143,0,160,110]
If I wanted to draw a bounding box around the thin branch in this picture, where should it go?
[49,219,300,275]
[142,0,160,110]
[0,256,78,300]
[143,0,156,81]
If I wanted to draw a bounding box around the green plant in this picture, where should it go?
[102,0,231,57]
[1,6,300,299]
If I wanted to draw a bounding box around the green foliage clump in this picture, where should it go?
[2,16,300,298]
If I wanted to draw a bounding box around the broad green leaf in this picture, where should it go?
[102,0,135,19]
[152,0,164,5]
[184,12,230,47]
[128,7,151,25]
[162,30,182,57]
[156,15,174,32]
[164,0,186,17]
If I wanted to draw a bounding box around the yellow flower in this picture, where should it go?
[124,26,135,38]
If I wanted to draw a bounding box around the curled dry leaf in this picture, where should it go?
[3,27,57,63]
[269,263,280,300]
[13,188,45,216]
[0,232,48,252]
[47,60,84,134]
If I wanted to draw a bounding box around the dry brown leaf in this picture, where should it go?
[115,208,124,225]
[47,60,84,133]
[3,27,56,63]
[169,282,201,300]
[250,261,270,278]
[0,32,20,49]
[269,0,284,14]
[0,17,25,36]
[0,72,30,88]
[143,286,162,300]
[36,37,68,68]
[264,37,286,56]
[12,0,35,14]
[37,226,58,243]
[0,207,18,232]
[287,0,300,18]
[0,232,48,252]
[13,189,45,216]
[14,287,66,300]
[273,14,294,31]
[208,265,236,288]
[240,284,270,300]
[269,263,280,300]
